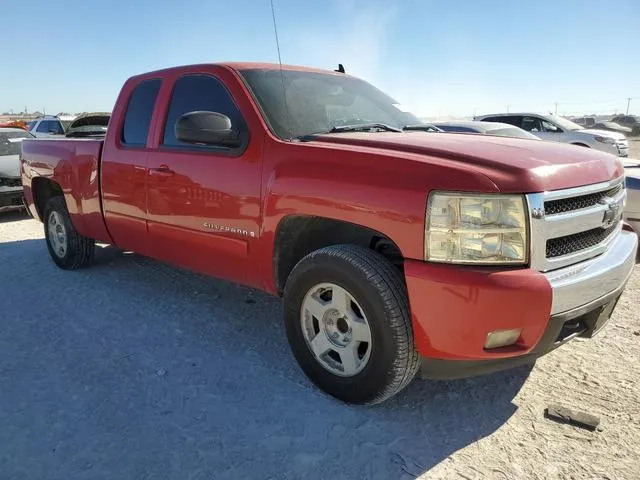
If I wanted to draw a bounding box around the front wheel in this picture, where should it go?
[283,245,420,405]
[44,196,95,269]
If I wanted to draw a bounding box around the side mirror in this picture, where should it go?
[175,111,242,148]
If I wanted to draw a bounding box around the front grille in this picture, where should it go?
[0,193,23,208]
[0,177,22,188]
[546,224,617,258]
[544,185,622,215]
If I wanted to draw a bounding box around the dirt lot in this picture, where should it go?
[1,213,639,480]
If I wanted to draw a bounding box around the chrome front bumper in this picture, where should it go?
[545,230,637,315]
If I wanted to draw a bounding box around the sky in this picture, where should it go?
[2,0,639,118]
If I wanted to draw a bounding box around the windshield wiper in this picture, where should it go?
[296,123,402,141]
[403,124,443,132]
[329,123,402,133]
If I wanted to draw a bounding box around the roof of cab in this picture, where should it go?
[130,62,346,80]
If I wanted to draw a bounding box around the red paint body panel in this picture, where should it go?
[404,261,552,359]
[20,138,112,244]
[19,62,626,365]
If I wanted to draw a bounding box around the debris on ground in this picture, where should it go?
[545,404,601,431]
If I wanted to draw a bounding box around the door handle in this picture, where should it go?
[149,166,175,178]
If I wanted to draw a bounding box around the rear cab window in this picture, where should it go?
[36,120,64,134]
[161,74,247,152]
[121,79,162,146]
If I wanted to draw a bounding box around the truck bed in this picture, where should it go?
[21,137,112,243]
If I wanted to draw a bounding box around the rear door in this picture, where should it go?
[145,70,262,285]
[101,78,162,254]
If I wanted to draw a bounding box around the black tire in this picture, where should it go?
[283,244,420,405]
[44,196,95,269]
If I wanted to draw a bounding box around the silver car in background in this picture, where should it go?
[623,158,640,236]
[476,113,629,157]
[0,127,33,212]
[432,120,541,140]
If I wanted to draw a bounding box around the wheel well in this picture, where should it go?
[32,177,63,221]
[273,216,403,295]
[571,142,590,148]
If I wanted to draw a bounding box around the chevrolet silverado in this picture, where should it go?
[21,63,638,404]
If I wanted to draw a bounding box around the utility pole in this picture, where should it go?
[554,102,558,115]
[627,97,632,115]
[506,104,510,113]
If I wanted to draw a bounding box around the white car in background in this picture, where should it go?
[623,158,640,237]
[0,127,33,212]
[475,113,629,157]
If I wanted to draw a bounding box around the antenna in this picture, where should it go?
[269,0,292,140]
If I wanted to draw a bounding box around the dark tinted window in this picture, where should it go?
[484,115,522,127]
[37,120,64,134]
[122,79,161,146]
[163,75,246,147]
[522,116,543,132]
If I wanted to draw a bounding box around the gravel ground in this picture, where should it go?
[1,212,639,480]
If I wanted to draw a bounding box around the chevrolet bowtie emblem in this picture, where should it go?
[599,196,621,229]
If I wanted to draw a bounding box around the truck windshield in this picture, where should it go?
[239,68,422,139]
[0,130,32,156]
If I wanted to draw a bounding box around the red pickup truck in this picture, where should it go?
[21,63,638,404]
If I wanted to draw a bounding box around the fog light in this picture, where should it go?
[484,328,522,349]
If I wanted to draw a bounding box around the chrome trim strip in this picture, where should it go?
[545,223,622,270]
[527,176,626,271]
[546,231,637,315]
[544,190,626,238]
[542,176,624,202]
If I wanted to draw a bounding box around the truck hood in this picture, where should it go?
[0,154,20,178]
[311,131,623,193]
[576,128,626,140]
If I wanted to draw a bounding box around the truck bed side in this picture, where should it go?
[21,138,113,244]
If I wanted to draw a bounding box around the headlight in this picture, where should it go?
[425,192,528,264]
[594,135,615,144]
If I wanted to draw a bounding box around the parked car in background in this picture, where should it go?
[571,116,596,128]
[476,113,629,157]
[0,120,29,131]
[21,62,637,405]
[64,112,110,138]
[623,158,640,237]
[27,116,66,138]
[0,127,33,212]
[611,115,640,136]
[432,120,540,140]
[589,121,632,135]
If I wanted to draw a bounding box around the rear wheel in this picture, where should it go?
[44,197,95,269]
[283,245,420,405]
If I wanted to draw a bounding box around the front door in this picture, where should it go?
[145,72,262,286]
[521,116,567,143]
